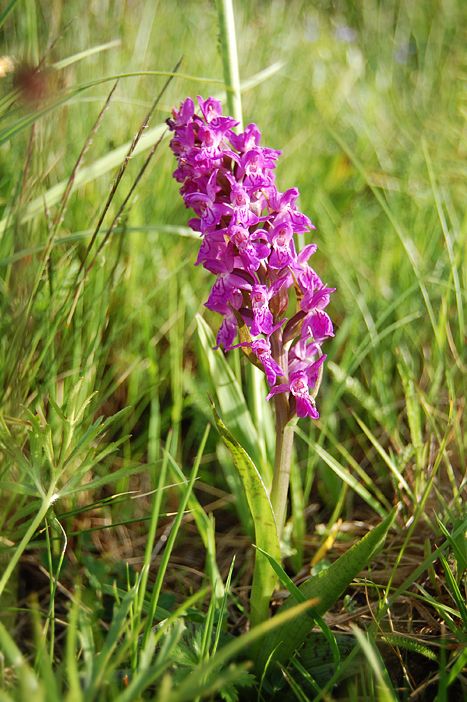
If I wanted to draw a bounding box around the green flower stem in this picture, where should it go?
[270,403,296,539]
[270,330,295,539]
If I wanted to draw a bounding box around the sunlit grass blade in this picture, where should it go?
[0,62,283,236]
[324,123,443,353]
[351,626,398,702]
[296,430,388,518]
[352,413,413,498]
[142,426,209,645]
[52,40,121,70]
[0,621,43,699]
[167,451,224,599]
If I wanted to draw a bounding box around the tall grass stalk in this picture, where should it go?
[142,425,210,646]
[215,0,243,129]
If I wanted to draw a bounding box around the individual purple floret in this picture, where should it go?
[226,337,284,387]
[267,355,326,417]
[167,96,335,420]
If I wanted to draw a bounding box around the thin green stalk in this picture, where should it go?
[134,432,172,634]
[217,0,283,622]
[216,0,243,128]
[269,332,295,538]
[270,410,295,538]
[216,0,271,470]
[269,341,325,537]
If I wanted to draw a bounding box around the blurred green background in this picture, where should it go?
[0,1,465,697]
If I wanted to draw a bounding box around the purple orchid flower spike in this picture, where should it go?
[215,309,238,350]
[250,338,284,385]
[269,187,314,233]
[167,97,195,130]
[167,95,334,425]
[228,122,261,152]
[203,257,250,314]
[195,228,230,269]
[197,96,223,122]
[249,277,288,336]
[249,284,274,335]
[289,370,319,419]
[268,221,296,269]
[168,94,335,541]
[227,226,269,273]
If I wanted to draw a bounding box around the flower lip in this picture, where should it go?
[290,373,308,395]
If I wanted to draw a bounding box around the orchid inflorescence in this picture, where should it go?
[168,96,334,419]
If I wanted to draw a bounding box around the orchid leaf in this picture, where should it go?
[256,507,398,671]
[212,406,280,627]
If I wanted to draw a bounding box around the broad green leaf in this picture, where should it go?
[212,407,280,627]
[293,632,356,689]
[255,545,340,668]
[256,507,398,671]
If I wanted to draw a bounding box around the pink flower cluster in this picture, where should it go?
[167,97,334,419]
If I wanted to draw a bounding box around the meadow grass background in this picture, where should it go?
[0,1,465,700]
